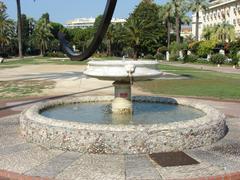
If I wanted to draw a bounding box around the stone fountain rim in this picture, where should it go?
[87,60,159,66]
[20,96,225,132]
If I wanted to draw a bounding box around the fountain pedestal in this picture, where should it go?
[83,60,162,114]
[112,81,132,114]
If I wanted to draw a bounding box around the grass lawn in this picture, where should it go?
[0,80,55,100]
[0,57,87,66]
[136,64,240,100]
[0,56,123,67]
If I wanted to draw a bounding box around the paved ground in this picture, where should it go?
[0,63,240,179]
[0,114,239,180]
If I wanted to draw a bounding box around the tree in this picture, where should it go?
[0,1,15,55]
[171,0,186,43]
[202,23,236,42]
[125,18,142,59]
[33,17,53,55]
[0,1,6,13]
[215,23,235,43]
[16,0,23,58]
[126,0,166,56]
[189,0,208,41]
[159,3,174,50]
[202,26,215,40]
[106,24,114,56]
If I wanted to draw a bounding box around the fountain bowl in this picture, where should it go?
[84,60,162,81]
[20,96,226,154]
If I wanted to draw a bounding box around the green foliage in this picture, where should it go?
[169,53,179,61]
[188,41,200,54]
[50,22,64,38]
[229,39,240,56]
[67,28,93,53]
[183,54,198,63]
[169,41,188,54]
[157,46,168,54]
[209,54,226,64]
[0,2,16,55]
[230,55,239,65]
[197,40,217,58]
[144,54,155,59]
[155,52,165,60]
[202,23,236,42]
[33,17,53,55]
[93,15,103,34]
[125,0,167,57]
[44,51,65,58]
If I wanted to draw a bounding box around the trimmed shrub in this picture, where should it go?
[197,40,217,58]
[188,41,200,54]
[229,54,240,65]
[155,52,164,60]
[209,54,226,64]
[144,54,155,59]
[183,54,198,63]
[45,51,65,58]
[169,54,179,61]
[170,42,188,54]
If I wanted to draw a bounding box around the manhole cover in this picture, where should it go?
[149,152,199,167]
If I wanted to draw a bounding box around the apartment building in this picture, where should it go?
[192,0,240,40]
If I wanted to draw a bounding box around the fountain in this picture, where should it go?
[19,0,226,154]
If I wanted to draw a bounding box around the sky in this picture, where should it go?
[2,0,168,24]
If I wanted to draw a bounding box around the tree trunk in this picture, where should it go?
[176,14,180,43]
[133,45,138,60]
[107,39,112,56]
[40,43,43,56]
[16,0,23,58]
[196,11,199,41]
[167,20,171,50]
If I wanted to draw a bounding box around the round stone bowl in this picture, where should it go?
[84,60,162,81]
[20,96,226,154]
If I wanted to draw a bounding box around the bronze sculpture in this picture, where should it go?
[58,0,117,61]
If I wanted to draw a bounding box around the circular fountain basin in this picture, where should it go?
[20,96,226,154]
[84,60,162,81]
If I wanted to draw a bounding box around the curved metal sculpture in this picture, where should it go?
[58,0,117,61]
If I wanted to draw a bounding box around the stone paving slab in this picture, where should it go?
[186,149,240,173]
[25,151,81,178]
[56,154,125,180]
[125,155,161,180]
[0,143,35,156]
[156,161,223,179]
[0,146,63,174]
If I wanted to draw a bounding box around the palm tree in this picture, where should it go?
[16,0,23,58]
[202,26,214,40]
[0,2,15,53]
[34,18,53,56]
[171,0,186,43]
[106,24,114,56]
[160,3,173,50]
[125,18,142,59]
[215,23,236,43]
[0,1,6,13]
[189,0,208,41]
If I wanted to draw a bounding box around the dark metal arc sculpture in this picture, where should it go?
[58,0,117,61]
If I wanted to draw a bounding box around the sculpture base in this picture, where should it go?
[112,81,132,114]
[112,97,132,114]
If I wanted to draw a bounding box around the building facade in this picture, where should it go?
[192,0,240,40]
[65,17,126,29]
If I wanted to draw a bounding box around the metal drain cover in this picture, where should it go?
[149,152,199,167]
